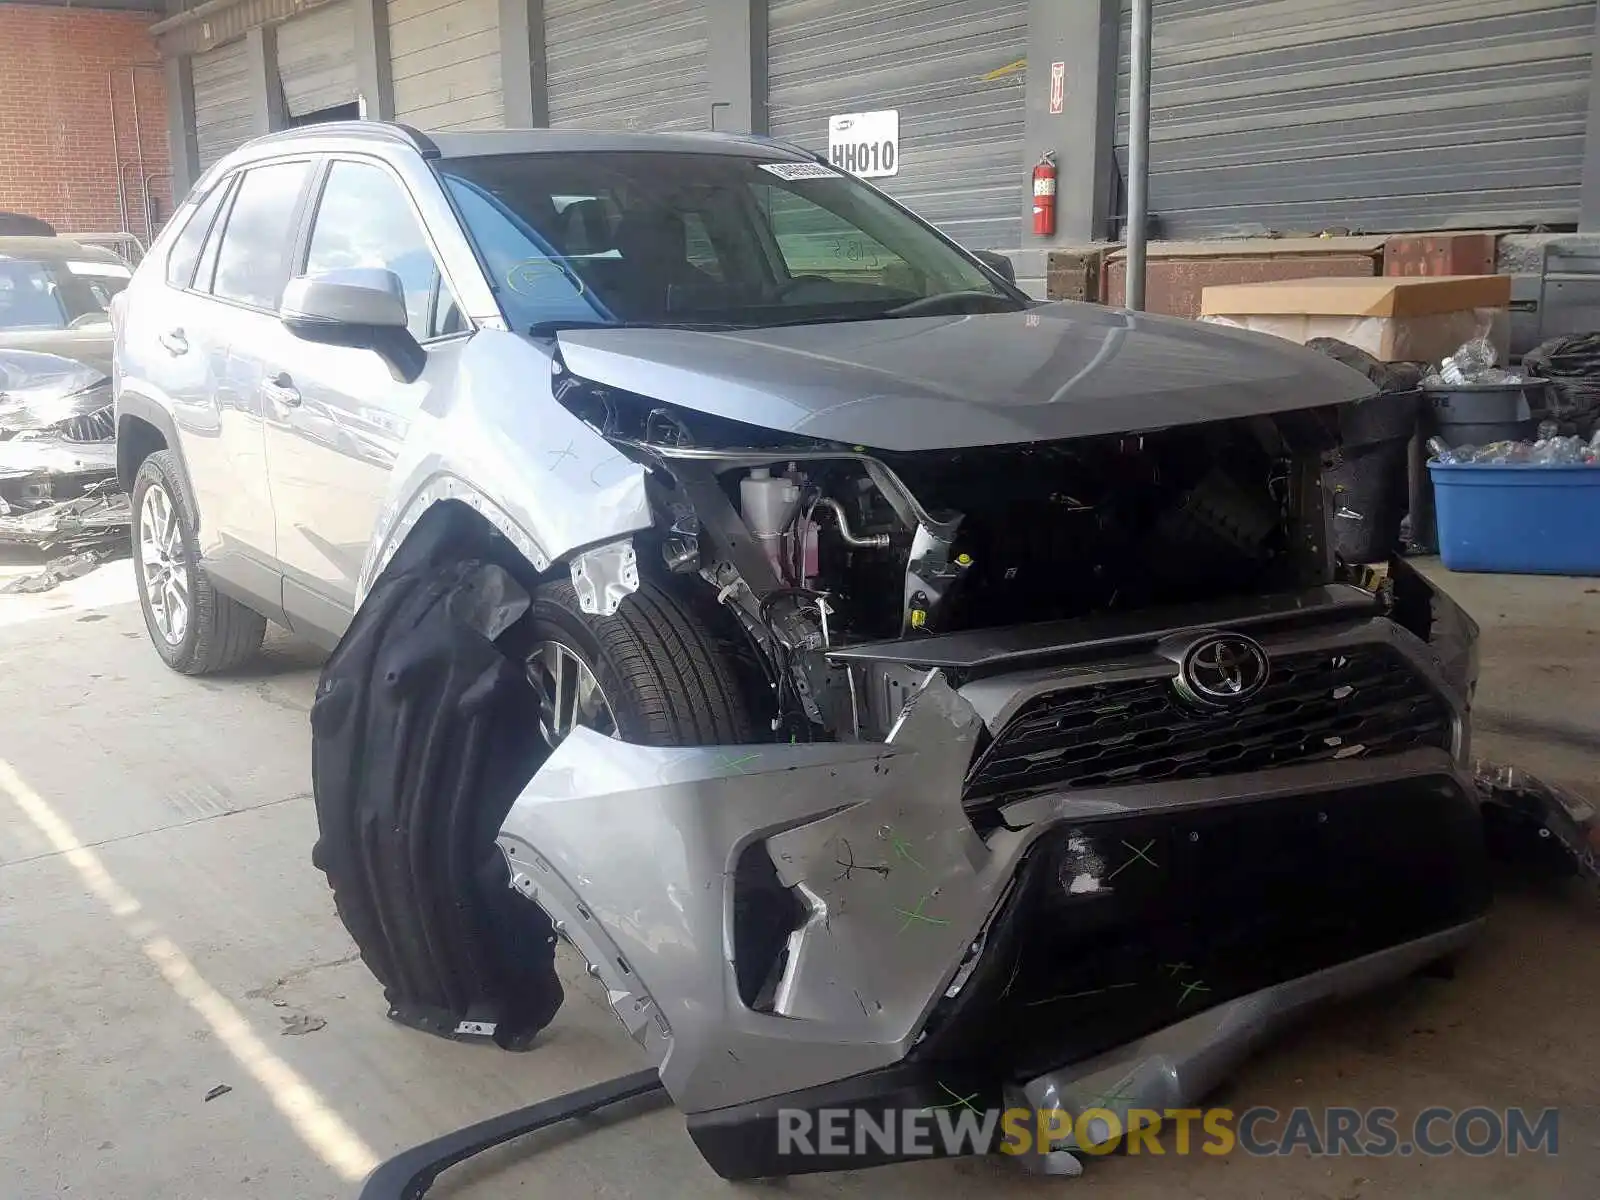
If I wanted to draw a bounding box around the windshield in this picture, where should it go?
[0,256,130,331]
[435,151,1023,333]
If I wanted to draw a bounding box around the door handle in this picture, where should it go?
[158,328,188,356]
[263,372,302,408]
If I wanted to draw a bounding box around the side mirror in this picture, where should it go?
[279,268,425,383]
[972,249,1017,285]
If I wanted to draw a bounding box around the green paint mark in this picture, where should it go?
[890,833,923,870]
[1176,979,1211,1007]
[1105,838,1158,880]
[928,1088,985,1126]
[894,891,949,933]
[718,752,760,774]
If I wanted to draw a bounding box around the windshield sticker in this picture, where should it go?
[757,162,839,181]
[66,260,132,279]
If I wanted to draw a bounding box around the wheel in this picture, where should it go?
[521,576,755,749]
[131,450,266,674]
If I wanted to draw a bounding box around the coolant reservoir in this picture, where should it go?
[740,467,801,540]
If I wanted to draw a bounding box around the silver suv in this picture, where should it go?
[114,122,1487,1180]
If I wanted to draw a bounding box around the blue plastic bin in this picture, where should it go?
[1428,462,1600,575]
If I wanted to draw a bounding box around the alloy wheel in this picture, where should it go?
[139,483,190,646]
[527,640,619,750]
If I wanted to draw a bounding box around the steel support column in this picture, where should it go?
[164,53,200,199]
[245,24,285,135]
[501,0,547,126]
[1022,0,1119,247]
[707,0,766,133]
[353,0,394,120]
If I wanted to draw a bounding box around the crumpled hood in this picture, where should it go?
[553,301,1376,451]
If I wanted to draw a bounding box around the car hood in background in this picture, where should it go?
[554,302,1376,452]
[0,326,114,379]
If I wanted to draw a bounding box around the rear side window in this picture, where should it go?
[165,180,230,288]
[211,161,311,309]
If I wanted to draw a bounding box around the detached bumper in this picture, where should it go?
[496,573,1489,1175]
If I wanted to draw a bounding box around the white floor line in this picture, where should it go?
[0,756,378,1183]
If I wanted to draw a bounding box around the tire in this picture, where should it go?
[522,576,756,746]
[131,450,266,674]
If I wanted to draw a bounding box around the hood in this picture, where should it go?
[0,347,111,434]
[553,302,1376,451]
[0,326,114,378]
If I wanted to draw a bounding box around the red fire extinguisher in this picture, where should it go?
[1032,151,1058,237]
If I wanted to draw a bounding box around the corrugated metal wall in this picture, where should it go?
[767,0,1028,250]
[277,1,357,119]
[193,39,255,170]
[1117,0,1598,238]
[388,0,503,130]
[544,0,709,131]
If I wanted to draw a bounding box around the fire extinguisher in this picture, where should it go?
[1032,151,1058,237]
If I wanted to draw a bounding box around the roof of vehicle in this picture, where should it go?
[0,235,127,265]
[231,120,818,165]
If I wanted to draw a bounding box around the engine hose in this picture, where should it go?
[358,1069,666,1199]
[810,497,892,549]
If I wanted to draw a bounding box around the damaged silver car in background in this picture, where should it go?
[0,237,131,570]
[113,124,1506,1184]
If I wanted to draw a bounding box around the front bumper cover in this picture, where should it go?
[497,572,1487,1144]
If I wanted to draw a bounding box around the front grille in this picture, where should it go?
[61,406,115,443]
[965,644,1452,806]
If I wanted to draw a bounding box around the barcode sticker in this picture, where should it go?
[757,162,839,181]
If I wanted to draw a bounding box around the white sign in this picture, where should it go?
[1049,62,1066,114]
[828,110,899,179]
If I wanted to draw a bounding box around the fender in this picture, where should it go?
[115,388,195,500]
[356,328,652,604]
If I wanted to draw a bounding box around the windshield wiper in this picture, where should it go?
[527,318,742,338]
[879,291,1023,319]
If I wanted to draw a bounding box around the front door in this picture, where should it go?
[261,156,470,645]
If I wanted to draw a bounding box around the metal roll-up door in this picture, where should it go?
[387,0,504,131]
[544,0,709,131]
[278,1,358,120]
[193,40,254,170]
[767,0,1028,250]
[1116,0,1597,238]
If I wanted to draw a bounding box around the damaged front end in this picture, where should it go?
[316,337,1495,1181]
[496,565,1489,1177]
[0,350,124,548]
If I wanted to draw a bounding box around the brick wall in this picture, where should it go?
[0,4,172,242]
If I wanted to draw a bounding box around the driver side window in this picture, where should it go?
[303,160,461,342]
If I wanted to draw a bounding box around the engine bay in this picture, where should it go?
[554,367,1342,744]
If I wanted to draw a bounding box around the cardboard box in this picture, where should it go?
[1199,275,1512,364]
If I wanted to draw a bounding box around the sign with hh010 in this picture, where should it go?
[827,110,899,178]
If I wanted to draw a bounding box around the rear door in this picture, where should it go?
[261,155,472,645]
[190,157,317,605]
[117,170,287,617]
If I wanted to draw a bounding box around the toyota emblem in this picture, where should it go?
[1173,633,1270,708]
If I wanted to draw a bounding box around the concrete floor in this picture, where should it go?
[0,551,1596,1199]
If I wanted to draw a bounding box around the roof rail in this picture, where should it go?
[238,121,440,158]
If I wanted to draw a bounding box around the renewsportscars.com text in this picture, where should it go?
[776,1105,1560,1159]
